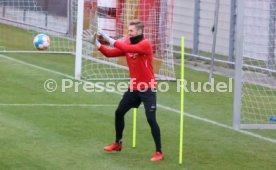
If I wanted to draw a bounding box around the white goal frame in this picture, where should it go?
[233,0,276,129]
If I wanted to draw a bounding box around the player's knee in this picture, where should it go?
[146,117,153,125]
[146,105,156,119]
[146,114,156,125]
[148,118,158,129]
[115,108,124,118]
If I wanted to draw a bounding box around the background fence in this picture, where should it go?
[173,0,276,70]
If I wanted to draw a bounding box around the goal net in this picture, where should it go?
[234,0,276,129]
[76,0,175,80]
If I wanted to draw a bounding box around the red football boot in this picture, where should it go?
[104,142,122,152]
[150,152,164,161]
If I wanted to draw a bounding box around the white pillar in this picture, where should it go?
[75,0,84,80]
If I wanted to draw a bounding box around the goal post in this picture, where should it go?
[233,0,276,129]
[75,0,85,80]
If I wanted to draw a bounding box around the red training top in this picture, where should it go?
[98,37,156,90]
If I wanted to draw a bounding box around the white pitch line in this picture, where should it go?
[1,54,275,144]
[0,103,116,107]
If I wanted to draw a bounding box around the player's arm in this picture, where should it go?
[113,40,151,55]
[98,30,151,55]
[98,45,125,58]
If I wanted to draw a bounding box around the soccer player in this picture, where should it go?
[83,20,163,161]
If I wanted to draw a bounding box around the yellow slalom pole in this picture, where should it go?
[132,108,137,148]
[179,37,185,164]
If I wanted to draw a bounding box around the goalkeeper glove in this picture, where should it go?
[82,30,101,48]
[98,30,116,46]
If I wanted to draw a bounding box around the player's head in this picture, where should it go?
[128,20,144,44]
[128,20,144,37]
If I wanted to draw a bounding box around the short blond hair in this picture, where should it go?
[129,20,144,32]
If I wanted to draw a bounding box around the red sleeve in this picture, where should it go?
[114,39,151,55]
[98,45,125,57]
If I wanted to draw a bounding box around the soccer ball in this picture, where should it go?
[33,34,50,50]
